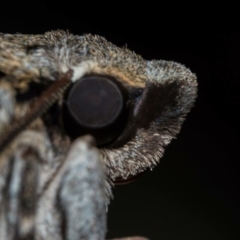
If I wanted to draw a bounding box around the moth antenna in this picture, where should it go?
[0,70,73,154]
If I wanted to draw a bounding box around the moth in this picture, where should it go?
[0,30,197,240]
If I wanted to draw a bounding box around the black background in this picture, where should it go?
[1,2,240,239]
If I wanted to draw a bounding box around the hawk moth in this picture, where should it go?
[0,30,197,240]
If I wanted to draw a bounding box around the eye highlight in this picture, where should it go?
[61,75,130,147]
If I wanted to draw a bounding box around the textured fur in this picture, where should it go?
[0,30,197,239]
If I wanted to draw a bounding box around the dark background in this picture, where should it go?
[1,2,240,239]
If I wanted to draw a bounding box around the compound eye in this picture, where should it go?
[62,75,129,146]
[68,75,124,128]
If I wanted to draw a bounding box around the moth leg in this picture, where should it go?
[0,139,41,240]
[0,121,57,240]
[0,79,15,133]
[36,135,107,240]
[59,136,107,240]
[0,80,16,239]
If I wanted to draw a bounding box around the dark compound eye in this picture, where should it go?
[61,75,129,146]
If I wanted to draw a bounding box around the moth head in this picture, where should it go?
[0,31,197,184]
[60,62,197,184]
